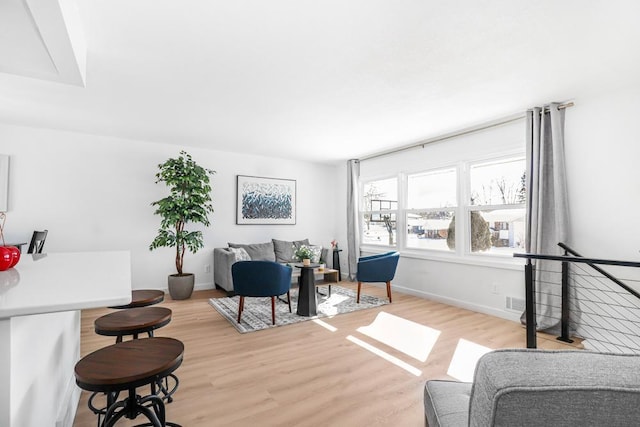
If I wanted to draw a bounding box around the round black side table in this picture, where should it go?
[294,263,319,316]
[332,249,342,281]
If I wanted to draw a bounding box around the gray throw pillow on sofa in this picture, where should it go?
[273,238,310,263]
[228,242,276,261]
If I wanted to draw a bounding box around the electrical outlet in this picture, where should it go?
[204,264,211,273]
[491,283,499,294]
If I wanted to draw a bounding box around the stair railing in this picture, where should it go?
[514,243,640,349]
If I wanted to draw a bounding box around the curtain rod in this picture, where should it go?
[360,101,575,162]
[549,101,574,111]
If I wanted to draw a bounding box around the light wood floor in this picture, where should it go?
[73,282,580,427]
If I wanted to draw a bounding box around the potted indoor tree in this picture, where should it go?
[149,151,215,299]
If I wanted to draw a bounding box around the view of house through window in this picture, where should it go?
[362,178,397,246]
[360,156,526,257]
[468,157,526,254]
[406,168,456,251]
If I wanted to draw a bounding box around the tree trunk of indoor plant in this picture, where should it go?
[168,273,195,300]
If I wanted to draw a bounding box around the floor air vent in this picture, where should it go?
[506,296,526,312]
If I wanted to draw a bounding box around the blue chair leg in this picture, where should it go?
[270,296,276,325]
[357,281,393,303]
[237,296,245,323]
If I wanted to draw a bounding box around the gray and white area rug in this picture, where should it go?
[209,285,388,333]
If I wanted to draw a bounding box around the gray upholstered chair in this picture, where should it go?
[424,348,640,426]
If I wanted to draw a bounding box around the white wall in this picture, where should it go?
[357,81,640,320]
[563,83,640,286]
[0,123,341,291]
[359,119,527,321]
[3,78,638,332]
[565,85,640,263]
[0,123,344,426]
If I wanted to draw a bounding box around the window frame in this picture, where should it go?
[360,175,400,248]
[404,166,458,253]
[464,155,526,258]
[358,151,526,266]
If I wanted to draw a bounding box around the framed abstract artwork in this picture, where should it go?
[236,175,296,224]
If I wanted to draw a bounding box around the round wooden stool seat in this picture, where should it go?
[110,289,165,309]
[75,337,183,427]
[94,307,172,343]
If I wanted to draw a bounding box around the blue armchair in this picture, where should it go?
[356,251,399,303]
[232,261,293,325]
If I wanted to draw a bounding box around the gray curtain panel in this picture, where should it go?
[522,103,570,332]
[347,159,361,281]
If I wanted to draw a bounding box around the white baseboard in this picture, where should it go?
[157,281,215,294]
[194,281,215,291]
[393,284,522,323]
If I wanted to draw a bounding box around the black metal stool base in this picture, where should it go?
[88,373,179,425]
[76,338,183,427]
[101,388,181,427]
[154,373,179,403]
[88,390,118,427]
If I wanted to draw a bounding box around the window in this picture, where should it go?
[359,154,526,259]
[361,177,397,246]
[467,157,526,254]
[406,168,456,251]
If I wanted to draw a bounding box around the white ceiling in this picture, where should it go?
[1,1,640,164]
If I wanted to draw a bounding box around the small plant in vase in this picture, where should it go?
[294,245,314,266]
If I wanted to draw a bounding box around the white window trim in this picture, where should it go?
[359,151,526,268]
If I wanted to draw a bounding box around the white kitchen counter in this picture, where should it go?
[0,251,132,319]
[0,251,132,427]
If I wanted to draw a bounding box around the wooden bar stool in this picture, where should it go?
[93,307,178,403]
[110,289,165,309]
[75,337,183,427]
[94,307,172,343]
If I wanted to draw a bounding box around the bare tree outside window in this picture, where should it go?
[361,178,398,246]
[363,184,384,231]
[468,158,527,253]
[382,214,395,245]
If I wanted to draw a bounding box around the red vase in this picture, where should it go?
[6,246,20,268]
[0,246,12,271]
